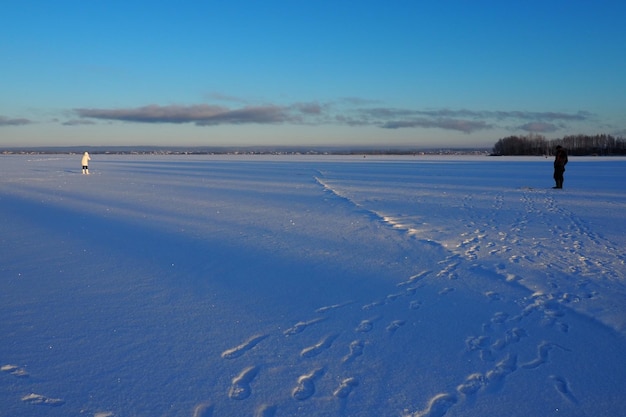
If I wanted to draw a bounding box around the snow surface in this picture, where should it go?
[1,154,625,417]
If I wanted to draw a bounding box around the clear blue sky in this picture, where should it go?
[2,0,625,148]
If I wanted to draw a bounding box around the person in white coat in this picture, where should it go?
[81,152,91,174]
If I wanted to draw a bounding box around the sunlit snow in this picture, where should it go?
[1,154,625,417]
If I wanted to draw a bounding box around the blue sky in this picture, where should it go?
[2,1,625,148]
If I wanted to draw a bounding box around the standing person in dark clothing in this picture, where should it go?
[553,145,568,188]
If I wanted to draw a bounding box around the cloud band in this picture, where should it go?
[69,101,593,134]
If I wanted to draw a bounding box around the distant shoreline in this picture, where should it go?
[1,146,491,156]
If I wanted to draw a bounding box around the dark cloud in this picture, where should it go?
[518,122,560,133]
[492,110,592,122]
[349,107,592,133]
[74,103,327,126]
[195,106,290,125]
[293,102,325,115]
[353,108,491,132]
[0,116,31,126]
[412,109,483,119]
[398,109,592,123]
[334,114,370,127]
[75,104,230,124]
[381,118,491,133]
[360,107,417,119]
[62,119,96,126]
[72,101,594,134]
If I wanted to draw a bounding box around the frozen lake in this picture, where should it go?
[1,154,625,417]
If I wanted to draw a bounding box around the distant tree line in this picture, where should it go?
[491,134,626,156]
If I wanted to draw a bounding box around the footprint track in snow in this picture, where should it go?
[397,270,432,287]
[409,393,458,417]
[457,373,486,396]
[21,393,65,407]
[254,404,278,417]
[549,375,578,403]
[300,334,340,358]
[192,402,214,417]
[342,340,365,364]
[333,377,359,398]
[283,317,326,336]
[1,364,29,378]
[521,341,571,369]
[313,175,602,417]
[221,334,269,359]
[292,368,325,401]
[355,317,380,333]
[314,301,354,313]
[386,319,406,334]
[214,180,564,414]
[228,366,260,400]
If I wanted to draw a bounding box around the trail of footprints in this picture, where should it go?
[2,192,586,417]
[458,189,625,285]
[516,190,624,282]
[207,267,438,415]
[1,265,575,417]
[209,249,578,417]
[1,365,67,408]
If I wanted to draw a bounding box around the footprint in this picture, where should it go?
[485,353,517,389]
[300,334,339,358]
[362,300,385,310]
[315,301,353,313]
[410,393,457,417]
[342,340,364,364]
[438,287,455,296]
[465,335,490,352]
[495,352,518,374]
[1,364,29,377]
[397,270,431,287]
[221,335,268,359]
[521,341,569,369]
[255,404,278,417]
[457,373,486,396]
[492,328,527,351]
[403,286,420,296]
[283,318,326,336]
[549,375,578,403]
[333,377,359,398]
[292,368,324,401]
[386,292,405,303]
[437,260,460,280]
[556,321,569,333]
[386,320,406,334]
[228,366,259,400]
[21,393,65,407]
[506,327,528,342]
[484,291,501,301]
[490,312,509,325]
[192,402,214,417]
[355,319,377,333]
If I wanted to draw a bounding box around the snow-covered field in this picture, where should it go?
[1,154,625,417]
